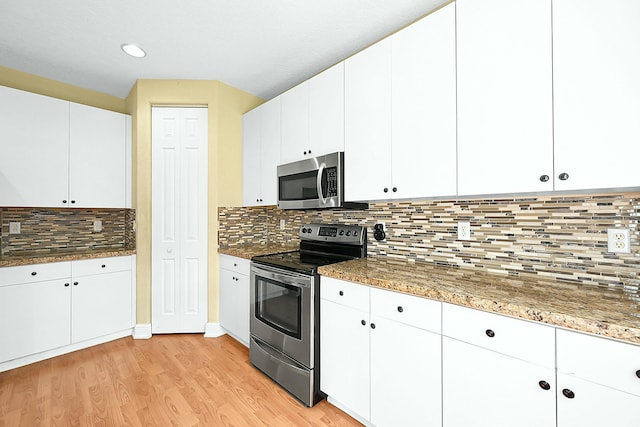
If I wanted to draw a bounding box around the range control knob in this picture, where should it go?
[353,231,358,237]
[346,231,351,236]
[339,230,344,236]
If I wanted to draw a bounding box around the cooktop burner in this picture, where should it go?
[251,223,367,275]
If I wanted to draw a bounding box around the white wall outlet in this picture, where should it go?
[280,219,286,230]
[607,228,630,253]
[9,222,21,234]
[93,220,103,232]
[458,221,471,241]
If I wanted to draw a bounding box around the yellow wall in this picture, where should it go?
[126,79,263,324]
[0,65,127,113]
[1,66,264,326]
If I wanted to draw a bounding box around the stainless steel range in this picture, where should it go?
[249,223,367,407]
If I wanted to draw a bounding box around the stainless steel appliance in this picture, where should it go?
[250,223,367,407]
[277,152,368,210]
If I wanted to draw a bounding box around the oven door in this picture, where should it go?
[250,263,315,368]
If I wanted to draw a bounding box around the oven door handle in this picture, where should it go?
[316,162,327,206]
[252,266,311,288]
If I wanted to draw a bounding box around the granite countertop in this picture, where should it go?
[0,249,137,267]
[218,242,300,260]
[318,257,640,345]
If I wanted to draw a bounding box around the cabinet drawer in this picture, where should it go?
[320,277,369,312]
[557,329,640,397]
[442,303,555,368]
[71,256,132,277]
[219,254,250,276]
[370,287,441,334]
[0,261,71,287]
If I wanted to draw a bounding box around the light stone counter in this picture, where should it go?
[0,249,137,267]
[318,257,640,345]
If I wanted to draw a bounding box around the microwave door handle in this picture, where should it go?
[316,162,327,205]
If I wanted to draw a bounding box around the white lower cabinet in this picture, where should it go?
[0,277,72,362]
[556,329,640,427]
[0,256,134,368]
[442,337,556,427]
[442,303,556,427]
[320,277,442,426]
[219,254,250,346]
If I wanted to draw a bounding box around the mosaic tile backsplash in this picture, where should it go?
[0,208,136,258]
[219,193,639,293]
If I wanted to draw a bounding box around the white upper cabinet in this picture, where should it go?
[344,38,393,202]
[242,97,281,206]
[280,62,345,165]
[0,85,130,208]
[0,85,70,207]
[308,62,345,158]
[280,82,309,164]
[69,102,127,208]
[345,4,456,202]
[456,0,554,196]
[391,3,457,199]
[553,0,640,191]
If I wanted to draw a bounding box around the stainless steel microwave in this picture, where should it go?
[277,152,367,210]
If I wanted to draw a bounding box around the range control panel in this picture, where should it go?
[299,223,366,245]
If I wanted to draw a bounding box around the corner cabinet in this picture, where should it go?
[320,277,442,426]
[0,85,131,208]
[345,3,457,202]
[219,254,250,346]
[0,255,135,371]
[242,97,280,207]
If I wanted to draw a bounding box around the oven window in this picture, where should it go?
[279,170,318,201]
[255,276,302,339]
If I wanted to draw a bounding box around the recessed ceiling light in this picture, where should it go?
[121,43,146,58]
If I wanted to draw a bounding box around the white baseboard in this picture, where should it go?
[204,322,226,338]
[0,329,132,373]
[133,323,152,339]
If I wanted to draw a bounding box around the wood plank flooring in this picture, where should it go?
[0,334,362,426]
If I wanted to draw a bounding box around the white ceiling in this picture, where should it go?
[0,0,449,101]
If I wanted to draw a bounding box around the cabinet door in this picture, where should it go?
[320,299,370,420]
[0,279,71,362]
[0,85,69,207]
[280,82,309,164]
[242,107,262,206]
[442,337,556,427]
[391,3,457,199]
[309,62,345,157]
[71,270,132,343]
[557,373,640,427]
[69,103,127,208]
[553,0,640,190]
[370,317,441,427]
[219,268,249,345]
[259,98,281,205]
[456,0,553,196]
[344,39,392,202]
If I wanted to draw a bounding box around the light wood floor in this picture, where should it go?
[0,334,362,426]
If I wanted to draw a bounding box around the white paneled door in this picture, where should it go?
[152,107,208,333]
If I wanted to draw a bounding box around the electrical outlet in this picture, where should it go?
[607,228,630,253]
[373,222,386,241]
[458,221,471,241]
[9,222,21,234]
[93,220,103,232]
[280,219,286,230]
